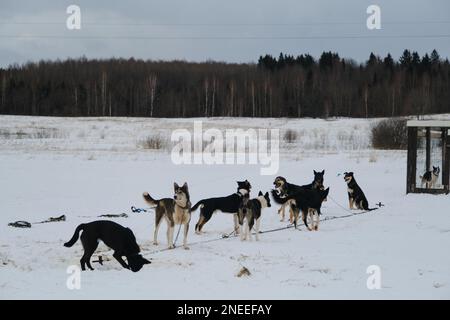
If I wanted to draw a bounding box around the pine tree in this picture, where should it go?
[430,49,440,65]
[411,52,421,68]
[399,49,412,68]
[367,52,379,66]
[421,54,431,72]
[383,53,394,70]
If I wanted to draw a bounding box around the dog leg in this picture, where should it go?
[183,222,190,250]
[233,213,240,235]
[289,205,294,224]
[315,212,320,231]
[80,235,98,271]
[248,218,254,242]
[153,222,161,245]
[113,252,129,269]
[304,209,312,231]
[240,220,246,241]
[153,210,164,245]
[350,198,355,210]
[79,256,87,271]
[279,203,285,222]
[167,222,175,249]
[196,210,212,234]
[84,252,95,271]
[313,210,319,231]
[293,208,299,229]
[195,215,205,235]
[255,218,260,241]
[295,208,301,229]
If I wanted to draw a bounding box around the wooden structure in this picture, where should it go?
[406,120,450,194]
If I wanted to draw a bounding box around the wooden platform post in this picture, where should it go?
[407,126,417,194]
[443,128,449,193]
[425,127,431,172]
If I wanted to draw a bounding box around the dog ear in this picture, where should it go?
[182,182,189,191]
[174,182,179,190]
[265,192,269,197]
[321,170,325,174]
[314,170,317,174]
[258,191,263,196]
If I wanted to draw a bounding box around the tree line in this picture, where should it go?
[0,49,448,118]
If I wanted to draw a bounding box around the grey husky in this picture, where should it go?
[143,182,191,249]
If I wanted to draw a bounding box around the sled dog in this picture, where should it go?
[238,191,271,241]
[191,180,251,234]
[143,182,191,249]
[64,220,151,272]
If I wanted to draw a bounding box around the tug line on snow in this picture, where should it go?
[140,200,380,257]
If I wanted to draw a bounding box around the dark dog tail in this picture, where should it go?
[64,224,86,247]
[366,207,379,212]
[142,192,159,207]
[191,200,204,211]
[271,189,290,204]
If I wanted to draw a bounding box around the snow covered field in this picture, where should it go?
[0,115,449,299]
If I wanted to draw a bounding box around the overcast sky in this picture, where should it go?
[1,0,449,67]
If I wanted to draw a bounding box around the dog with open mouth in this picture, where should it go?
[272,170,325,222]
[272,187,329,231]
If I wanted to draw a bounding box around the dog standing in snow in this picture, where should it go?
[420,166,440,189]
[238,191,271,241]
[143,182,191,249]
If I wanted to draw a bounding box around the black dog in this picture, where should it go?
[272,187,329,230]
[305,170,324,189]
[344,172,377,211]
[272,170,325,222]
[64,220,151,272]
[191,180,251,234]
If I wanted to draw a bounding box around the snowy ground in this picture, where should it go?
[0,115,449,299]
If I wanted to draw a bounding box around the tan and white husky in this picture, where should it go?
[143,182,191,249]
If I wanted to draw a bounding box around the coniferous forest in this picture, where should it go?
[0,50,449,118]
